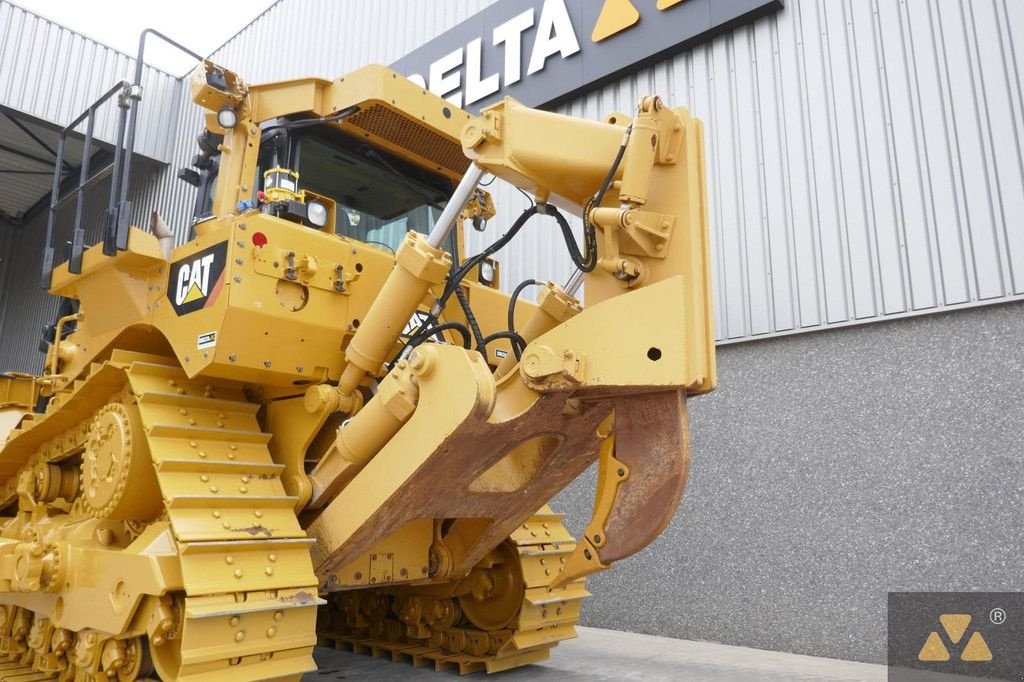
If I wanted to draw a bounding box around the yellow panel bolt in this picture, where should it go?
[234,569,243,578]
[229,616,240,627]
[273,610,284,621]
[266,627,277,638]
[235,631,245,642]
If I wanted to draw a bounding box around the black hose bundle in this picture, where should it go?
[403,126,631,362]
[507,278,540,360]
[405,321,471,351]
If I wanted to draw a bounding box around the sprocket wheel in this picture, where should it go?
[82,402,160,520]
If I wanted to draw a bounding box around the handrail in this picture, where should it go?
[39,28,205,290]
[39,80,130,289]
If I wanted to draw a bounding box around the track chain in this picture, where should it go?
[126,356,321,681]
[0,352,321,681]
[321,510,590,674]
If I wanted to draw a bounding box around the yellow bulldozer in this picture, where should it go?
[0,37,714,681]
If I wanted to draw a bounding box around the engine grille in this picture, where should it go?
[346,104,470,176]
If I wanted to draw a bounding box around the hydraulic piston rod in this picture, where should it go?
[427,163,484,248]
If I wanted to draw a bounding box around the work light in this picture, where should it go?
[217,106,238,129]
[306,200,329,228]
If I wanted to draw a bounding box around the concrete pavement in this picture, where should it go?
[305,626,887,681]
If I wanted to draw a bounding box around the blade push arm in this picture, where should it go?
[303,93,715,590]
[461,96,716,585]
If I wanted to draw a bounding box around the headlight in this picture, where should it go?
[478,259,496,286]
[217,106,238,129]
[306,200,328,228]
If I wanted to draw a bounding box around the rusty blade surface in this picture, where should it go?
[599,390,690,563]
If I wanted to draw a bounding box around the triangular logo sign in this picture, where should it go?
[591,0,640,43]
[181,282,205,304]
[918,631,950,661]
[960,632,993,662]
[939,614,971,644]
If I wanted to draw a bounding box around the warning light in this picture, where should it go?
[252,232,268,247]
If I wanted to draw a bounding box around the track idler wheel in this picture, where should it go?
[457,540,525,632]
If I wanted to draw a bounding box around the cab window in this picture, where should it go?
[294,130,453,253]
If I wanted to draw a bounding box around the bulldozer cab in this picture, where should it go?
[252,118,456,254]
[184,61,478,263]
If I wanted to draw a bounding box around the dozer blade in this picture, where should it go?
[553,390,690,587]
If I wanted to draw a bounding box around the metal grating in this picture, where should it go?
[344,104,470,177]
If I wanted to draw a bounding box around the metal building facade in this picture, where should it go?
[0,0,182,371]
[2,0,1023,354]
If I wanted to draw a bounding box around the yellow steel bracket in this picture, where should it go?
[551,430,626,588]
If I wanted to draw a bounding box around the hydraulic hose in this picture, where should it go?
[454,285,487,354]
[507,279,540,361]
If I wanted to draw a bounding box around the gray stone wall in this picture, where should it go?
[554,301,1024,663]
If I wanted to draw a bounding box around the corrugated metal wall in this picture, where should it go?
[0,161,162,372]
[168,0,1024,342]
[0,0,183,162]
[2,0,1023,372]
[481,0,1024,340]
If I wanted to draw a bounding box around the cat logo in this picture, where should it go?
[168,242,228,316]
[918,614,993,663]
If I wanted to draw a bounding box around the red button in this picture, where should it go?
[252,232,268,247]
